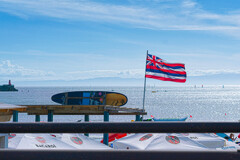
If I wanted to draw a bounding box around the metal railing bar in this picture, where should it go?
[0,150,239,160]
[0,122,240,133]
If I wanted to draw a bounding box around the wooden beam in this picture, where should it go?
[0,108,26,113]
[24,105,106,108]
[19,105,147,115]
[27,111,147,115]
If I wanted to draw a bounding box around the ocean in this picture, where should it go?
[0,85,240,122]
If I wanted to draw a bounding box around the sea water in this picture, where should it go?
[0,85,240,122]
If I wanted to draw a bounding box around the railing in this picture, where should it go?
[1,122,240,160]
[1,122,240,133]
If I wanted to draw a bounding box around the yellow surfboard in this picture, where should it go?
[52,91,128,106]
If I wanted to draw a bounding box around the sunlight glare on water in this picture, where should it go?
[0,85,239,122]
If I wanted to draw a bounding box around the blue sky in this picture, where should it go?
[0,0,240,86]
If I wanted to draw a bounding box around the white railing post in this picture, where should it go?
[0,134,8,148]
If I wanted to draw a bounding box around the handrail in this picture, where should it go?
[0,122,240,133]
[0,150,239,160]
[1,122,240,160]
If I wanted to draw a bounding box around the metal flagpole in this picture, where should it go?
[142,50,148,119]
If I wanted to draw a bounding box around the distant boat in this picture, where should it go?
[0,80,18,91]
[150,115,187,121]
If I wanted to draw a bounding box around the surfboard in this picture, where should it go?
[51,91,128,106]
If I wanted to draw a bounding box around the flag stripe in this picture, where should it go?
[146,61,185,71]
[161,64,185,70]
[160,62,185,68]
[146,71,186,80]
[145,75,186,83]
[146,69,186,78]
[146,65,186,75]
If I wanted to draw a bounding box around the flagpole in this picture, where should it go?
[142,50,148,119]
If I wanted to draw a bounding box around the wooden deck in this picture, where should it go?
[0,104,27,121]
[19,105,147,115]
[0,104,146,144]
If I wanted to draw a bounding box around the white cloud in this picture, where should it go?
[0,0,240,35]
[182,0,197,9]
[0,60,55,80]
[66,69,144,80]
[0,50,104,58]
[0,60,144,81]
[188,69,240,76]
[1,60,240,82]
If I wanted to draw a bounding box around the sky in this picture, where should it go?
[0,0,240,86]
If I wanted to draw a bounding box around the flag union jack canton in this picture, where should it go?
[145,54,186,83]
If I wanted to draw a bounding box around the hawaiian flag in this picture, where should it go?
[145,54,186,83]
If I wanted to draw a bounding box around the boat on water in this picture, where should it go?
[150,115,188,121]
[152,117,188,121]
[0,80,18,91]
[140,115,188,121]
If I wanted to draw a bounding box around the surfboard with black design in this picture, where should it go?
[51,91,128,106]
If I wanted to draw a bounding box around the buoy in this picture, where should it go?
[190,115,192,118]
